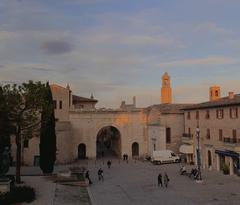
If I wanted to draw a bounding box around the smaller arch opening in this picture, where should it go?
[78,143,86,159]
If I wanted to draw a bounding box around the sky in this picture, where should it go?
[0,0,240,108]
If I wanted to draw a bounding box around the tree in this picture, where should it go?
[0,81,45,183]
[0,86,11,153]
[39,82,56,174]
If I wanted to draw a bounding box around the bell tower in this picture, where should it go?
[209,86,221,101]
[161,72,172,104]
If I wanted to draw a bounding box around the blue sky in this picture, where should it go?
[0,0,240,108]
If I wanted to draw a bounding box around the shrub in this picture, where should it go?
[0,186,35,204]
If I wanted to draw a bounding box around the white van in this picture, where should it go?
[151,150,180,164]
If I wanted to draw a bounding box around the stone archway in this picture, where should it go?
[96,126,121,158]
[132,142,139,157]
[78,143,86,159]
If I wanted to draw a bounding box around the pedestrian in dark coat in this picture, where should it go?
[164,172,169,188]
[107,160,111,169]
[85,170,92,185]
[158,173,163,187]
[98,168,104,181]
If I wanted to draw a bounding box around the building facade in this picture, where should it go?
[183,89,240,175]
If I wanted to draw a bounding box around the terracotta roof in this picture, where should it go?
[146,104,195,114]
[182,94,240,110]
[72,95,98,103]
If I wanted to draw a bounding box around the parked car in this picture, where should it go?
[151,150,180,164]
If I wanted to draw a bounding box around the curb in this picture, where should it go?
[87,186,96,205]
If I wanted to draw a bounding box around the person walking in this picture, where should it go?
[85,170,92,185]
[164,172,169,188]
[157,173,163,187]
[98,168,104,181]
[107,160,112,169]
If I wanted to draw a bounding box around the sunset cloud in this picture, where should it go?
[160,56,238,67]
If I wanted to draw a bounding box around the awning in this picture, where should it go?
[215,149,240,158]
[179,144,193,154]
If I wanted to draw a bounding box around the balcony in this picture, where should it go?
[223,137,240,144]
[182,133,193,144]
[223,137,240,152]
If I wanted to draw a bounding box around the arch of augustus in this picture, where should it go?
[11,73,187,165]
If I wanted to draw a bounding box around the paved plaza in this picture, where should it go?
[8,159,240,205]
[85,159,240,205]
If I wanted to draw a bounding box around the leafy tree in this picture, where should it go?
[0,81,45,183]
[39,83,56,174]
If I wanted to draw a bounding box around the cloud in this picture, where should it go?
[122,35,176,46]
[41,40,73,55]
[81,30,182,48]
[160,56,238,67]
[0,31,20,40]
[194,22,233,35]
[66,0,103,4]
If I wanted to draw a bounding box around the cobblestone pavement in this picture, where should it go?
[79,159,240,205]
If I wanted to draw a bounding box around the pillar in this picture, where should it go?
[229,157,234,175]
[216,154,220,171]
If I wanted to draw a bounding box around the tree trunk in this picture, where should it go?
[16,126,22,184]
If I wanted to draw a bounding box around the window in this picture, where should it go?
[23,139,29,148]
[205,110,210,119]
[166,127,171,143]
[188,128,191,135]
[206,128,210,139]
[230,108,238,119]
[187,112,191,120]
[219,129,223,141]
[53,100,57,109]
[196,111,199,120]
[215,90,219,97]
[59,100,63,109]
[216,109,224,119]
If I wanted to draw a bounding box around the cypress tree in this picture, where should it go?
[0,86,10,153]
[39,82,56,174]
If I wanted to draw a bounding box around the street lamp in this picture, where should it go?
[196,126,202,181]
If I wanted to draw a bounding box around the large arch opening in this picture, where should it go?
[96,126,121,158]
[132,142,139,157]
[78,143,86,159]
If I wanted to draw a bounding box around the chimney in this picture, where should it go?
[133,96,136,107]
[228,92,235,99]
[209,86,221,101]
